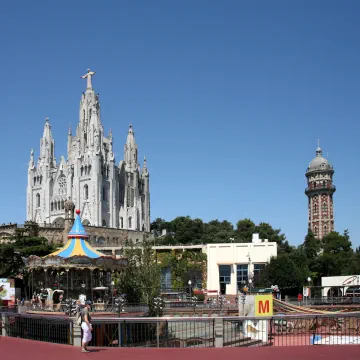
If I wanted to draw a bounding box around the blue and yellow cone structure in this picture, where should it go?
[46,210,105,259]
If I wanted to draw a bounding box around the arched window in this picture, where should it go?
[36,193,40,207]
[324,225,328,236]
[84,184,89,200]
[120,217,123,229]
[88,165,91,175]
[102,187,106,201]
[61,200,65,209]
[102,219,107,227]
[81,166,84,177]
[89,108,92,119]
[51,202,53,211]
[58,201,61,210]
[85,165,88,175]
[322,202,327,212]
[55,201,58,210]
[83,109,85,121]
[128,217,132,229]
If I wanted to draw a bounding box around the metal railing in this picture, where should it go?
[1,312,73,345]
[90,317,215,347]
[286,296,360,306]
[224,313,360,347]
[2,310,360,347]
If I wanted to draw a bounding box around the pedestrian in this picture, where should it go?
[80,300,93,353]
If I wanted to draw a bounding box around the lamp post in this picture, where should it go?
[248,279,252,294]
[307,277,311,305]
[111,281,115,308]
[188,280,192,298]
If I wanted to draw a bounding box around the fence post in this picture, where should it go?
[72,318,82,347]
[214,317,223,348]
[1,313,7,337]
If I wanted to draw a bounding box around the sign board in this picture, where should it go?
[0,278,15,301]
[255,294,273,317]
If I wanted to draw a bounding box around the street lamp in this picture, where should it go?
[248,279,252,294]
[188,280,192,297]
[111,281,115,308]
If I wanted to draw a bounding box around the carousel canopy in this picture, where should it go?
[46,210,105,259]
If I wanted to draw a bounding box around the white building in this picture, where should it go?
[206,234,277,295]
[26,70,150,231]
[321,275,360,297]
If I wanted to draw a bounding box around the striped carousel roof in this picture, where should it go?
[47,210,105,259]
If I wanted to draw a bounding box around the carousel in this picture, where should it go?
[25,209,127,311]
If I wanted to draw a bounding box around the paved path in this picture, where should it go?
[1,337,360,360]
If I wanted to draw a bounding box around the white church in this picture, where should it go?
[26,69,150,231]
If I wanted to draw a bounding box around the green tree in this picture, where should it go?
[0,236,57,278]
[116,239,161,315]
[259,254,305,295]
[0,244,23,278]
[302,231,320,262]
[315,231,354,278]
[235,219,256,242]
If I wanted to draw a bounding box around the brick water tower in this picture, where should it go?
[305,142,336,239]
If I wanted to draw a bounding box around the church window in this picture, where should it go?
[120,217,123,229]
[128,217,132,229]
[61,200,65,209]
[322,202,327,212]
[40,175,42,185]
[84,184,89,200]
[83,109,85,121]
[81,166,84,177]
[55,202,57,210]
[51,202,53,211]
[58,175,67,195]
[102,219,107,227]
[33,177,36,185]
[58,201,61,210]
[88,165,91,175]
[102,186,106,201]
[36,193,40,207]
[89,108,92,119]
[85,165,88,175]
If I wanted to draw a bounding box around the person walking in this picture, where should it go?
[80,300,93,353]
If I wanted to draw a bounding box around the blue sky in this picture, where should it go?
[0,1,359,246]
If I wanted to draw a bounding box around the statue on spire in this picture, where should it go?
[81,69,96,89]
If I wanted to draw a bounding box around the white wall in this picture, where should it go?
[206,241,277,295]
[321,275,360,297]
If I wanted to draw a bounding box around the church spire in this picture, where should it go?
[40,117,55,166]
[124,124,138,168]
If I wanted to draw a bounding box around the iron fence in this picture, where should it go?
[2,311,360,347]
[224,313,360,347]
[1,312,73,344]
[90,317,215,348]
[286,296,360,306]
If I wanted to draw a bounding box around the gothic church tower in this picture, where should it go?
[305,143,336,239]
[26,70,150,231]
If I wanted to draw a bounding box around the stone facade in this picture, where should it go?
[0,222,153,253]
[305,144,336,239]
[26,70,150,232]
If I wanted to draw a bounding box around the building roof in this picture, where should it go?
[46,210,105,259]
[307,146,333,173]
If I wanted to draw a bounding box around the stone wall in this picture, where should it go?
[0,222,153,247]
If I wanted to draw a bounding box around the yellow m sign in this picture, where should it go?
[255,294,273,317]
